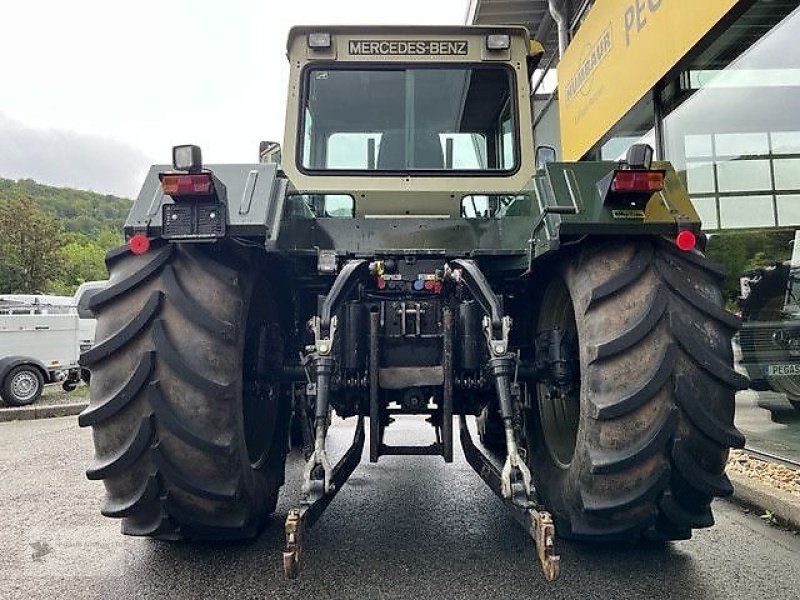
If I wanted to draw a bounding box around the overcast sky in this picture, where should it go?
[0,0,470,198]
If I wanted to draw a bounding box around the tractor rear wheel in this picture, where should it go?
[526,238,748,541]
[79,241,289,540]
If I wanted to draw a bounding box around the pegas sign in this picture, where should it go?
[558,0,740,160]
[623,0,664,46]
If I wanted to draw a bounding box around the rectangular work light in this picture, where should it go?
[308,32,332,48]
[486,34,511,50]
[172,144,202,172]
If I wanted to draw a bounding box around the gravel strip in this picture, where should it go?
[728,449,800,497]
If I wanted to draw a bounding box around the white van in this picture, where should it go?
[0,281,105,406]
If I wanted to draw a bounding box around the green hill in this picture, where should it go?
[0,177,131,237]
[0,177,132,294]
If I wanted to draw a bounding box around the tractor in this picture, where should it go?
[79,26,747,581]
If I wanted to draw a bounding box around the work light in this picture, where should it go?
[486,34,511,50]
[172,145,203,172]
[308,32,332,49]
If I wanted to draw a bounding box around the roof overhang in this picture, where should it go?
[468,0,567,62]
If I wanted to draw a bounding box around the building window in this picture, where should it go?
[660,2,800,231]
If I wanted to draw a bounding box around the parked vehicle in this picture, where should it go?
[0,281,105,405]
[738,231,800,413]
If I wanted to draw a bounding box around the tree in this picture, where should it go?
[705,229,795,309]
[0,197,65,293]
[53,236,109,295]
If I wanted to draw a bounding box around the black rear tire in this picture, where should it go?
[79,241,289,540]
[526,238,748,541]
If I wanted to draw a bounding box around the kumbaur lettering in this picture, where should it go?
[564,27,613,103]
[348,40,469,56]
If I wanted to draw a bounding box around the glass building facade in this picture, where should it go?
[585,1,800,459]
[589,1,800,233]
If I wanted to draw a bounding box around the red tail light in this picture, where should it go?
[160,173,213,196]
[128,234,150,255]
[676,230,697,252]
[611,170,665,193]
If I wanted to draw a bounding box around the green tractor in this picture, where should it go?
[79,26,747,581]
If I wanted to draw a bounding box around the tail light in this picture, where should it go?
[601,168,666,207]
[128,233,151,255]
[601,143,665,206]
[159,173,213,197]
[611,170,665,194]
[676,230,697,252]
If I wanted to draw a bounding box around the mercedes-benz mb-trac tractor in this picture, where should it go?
[79,26,747,580]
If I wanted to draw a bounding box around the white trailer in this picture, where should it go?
[0,281,105,406]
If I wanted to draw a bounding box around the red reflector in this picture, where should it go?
[160,173,213,196]
[611,170,665,193]
[129,234,150,255]
[676,230,697,252]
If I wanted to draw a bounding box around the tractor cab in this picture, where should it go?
[280,26,543,219]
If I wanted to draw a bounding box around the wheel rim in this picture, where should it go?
[11,371,39,402]
[536,278,580,469]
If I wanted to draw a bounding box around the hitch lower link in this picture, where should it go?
[284,260,373,578]
[284,315,368,579]
[283,416,365,578]
[459,412,560,581]
[481,316,560,581]
[448,259,560,581]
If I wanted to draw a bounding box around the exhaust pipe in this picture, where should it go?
[548,0,568,57]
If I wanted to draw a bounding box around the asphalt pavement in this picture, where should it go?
[1,416,799,600]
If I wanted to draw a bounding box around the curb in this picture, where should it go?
[729,469,800,530]
[0,402,87,423]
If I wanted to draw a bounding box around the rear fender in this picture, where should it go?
[124,163,288,245]
[530,161,701,261]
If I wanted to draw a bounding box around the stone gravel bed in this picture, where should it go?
[728,449,800,497]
